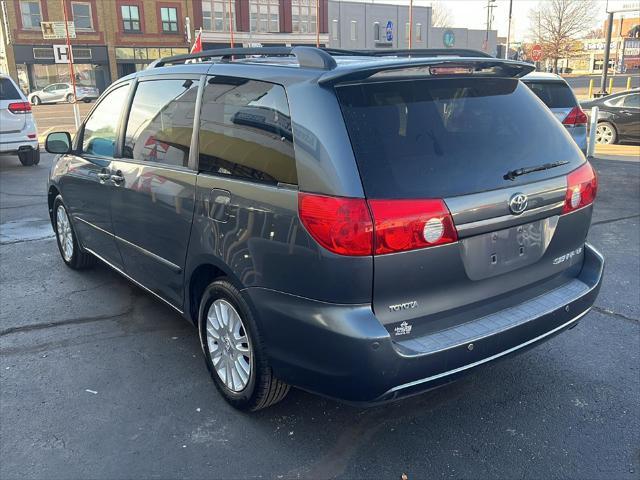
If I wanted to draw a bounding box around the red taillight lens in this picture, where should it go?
[562,107,588,127]
[298,193,458,256]
[369,199,457,254]
[562,162,597,214]
[7,101,31,114]
[298,193,373,256]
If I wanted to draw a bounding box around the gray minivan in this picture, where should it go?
[45,48,604,411]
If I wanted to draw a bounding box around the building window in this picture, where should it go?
[416,23,422,41]
[202,0,235,32]
[121,5,141,32]
[160,7,178,33]
[373,22,380,41]
[72,2,93,30]
[350,20,357,41]
[331,19,338,40]
[250,0,279,33]
[20,1,42,30]
[292,0,316,34]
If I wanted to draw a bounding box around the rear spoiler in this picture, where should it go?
[318,58,536,86]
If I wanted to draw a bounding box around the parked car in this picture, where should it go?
[522,72,588,153]
[28,83,99,105]
[45,47,604,411]
[0,74,39,166]
[581,89,640,144]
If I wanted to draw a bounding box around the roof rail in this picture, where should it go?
[148,46,337,70]
[359,48,494,59]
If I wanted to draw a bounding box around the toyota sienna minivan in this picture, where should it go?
[45,47,604,411]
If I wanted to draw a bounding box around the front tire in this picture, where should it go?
[199,279,289,411]
[53,196,96,270]
[595,122,617,144]
[66,93,75,103]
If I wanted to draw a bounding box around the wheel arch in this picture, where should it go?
[48,185,61,224]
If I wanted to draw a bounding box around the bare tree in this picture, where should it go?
[529,0,597,72]
[431,1,453,28]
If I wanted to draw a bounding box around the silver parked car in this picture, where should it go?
[28,83,99,105]
[523,72,588,154]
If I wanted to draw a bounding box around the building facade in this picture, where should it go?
[0,0,194,94]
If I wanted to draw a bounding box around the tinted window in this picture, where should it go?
[124,79,198,167]
[523,81,576,108]
[0,78,21,100]
[82,85,129,157]
[337,78,583,199]
[198,77,297,185]
[622,93,639,108]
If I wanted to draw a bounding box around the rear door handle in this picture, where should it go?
[110,170,125,186]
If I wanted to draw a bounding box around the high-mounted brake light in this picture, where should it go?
[298,193,458,256]
[7,102,31,114]
[562,162,597,214]
[562,107,588,127]
[429,66,474,76]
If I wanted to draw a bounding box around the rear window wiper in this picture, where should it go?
[504,160,570,181]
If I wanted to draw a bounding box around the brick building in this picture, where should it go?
[0,0,194,93]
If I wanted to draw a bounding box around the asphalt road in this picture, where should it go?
[0,149,639,479]
[565,73,640,91]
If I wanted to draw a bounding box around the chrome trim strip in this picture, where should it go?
[74,216,182,273]
[456,201,565,233]
[85,247,184,314]
[388,307,591,395]
[115,236,182,273]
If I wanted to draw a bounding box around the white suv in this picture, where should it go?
[0,75,39,166]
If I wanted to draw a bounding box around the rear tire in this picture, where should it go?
[596,121,617,145]
[18,148,40,166]
[53,196,96,270]
[199,279,289,411]
[31,96,41,106]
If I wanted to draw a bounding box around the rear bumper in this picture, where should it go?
[247,243,604,404]
[0,138,39,154]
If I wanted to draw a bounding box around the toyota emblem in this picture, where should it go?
[509,193,528,215]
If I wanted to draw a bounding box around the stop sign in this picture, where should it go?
[531,44,543,62]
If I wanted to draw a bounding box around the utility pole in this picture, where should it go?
[228,0,234,48]
[484,0,496,52]
[409,0,413,49]
[505,0,513,59]
[316,0,320,47]
[600,11,615,95]
[61,0,80,129]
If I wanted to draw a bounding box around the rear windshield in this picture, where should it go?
[336,77,583,199]
[0,78,21,100]
[522,80,576,108]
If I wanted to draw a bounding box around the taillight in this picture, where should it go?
[7,101,32,114]
[562,162,597,214]
[368,199,457,254]
[562,107,588,127]
[298,193,458,256]
[298,193,373,256]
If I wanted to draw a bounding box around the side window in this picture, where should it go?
[123,79,198,167]
[82,85,129,157]
[198,77,297,185]
[622,94,639,108]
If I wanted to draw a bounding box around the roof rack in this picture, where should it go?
[358,48,493,58]
[148,46,338,70]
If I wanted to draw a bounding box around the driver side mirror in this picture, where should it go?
[45,132,72,154]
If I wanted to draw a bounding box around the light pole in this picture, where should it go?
[505,0,513,59]
[598,6,637,96]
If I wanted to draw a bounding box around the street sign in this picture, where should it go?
[53,45,73,64]
[41,21,76,39]
[531,44,543,62]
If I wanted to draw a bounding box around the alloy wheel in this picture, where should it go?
[595,124,614,144]
[206,299,252,392]
[56,205,74,261]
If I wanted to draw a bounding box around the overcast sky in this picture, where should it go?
[362,0,640,41]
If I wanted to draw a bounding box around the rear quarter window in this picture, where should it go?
[336,77,584,199]
[523,80,576,108]
[0,78,21,100]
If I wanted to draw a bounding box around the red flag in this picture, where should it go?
[191,28,202,54]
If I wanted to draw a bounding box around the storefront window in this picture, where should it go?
[292,0,316,34]
[20,1,42,30]
[30,64,97,91]
[250,0,279,33]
